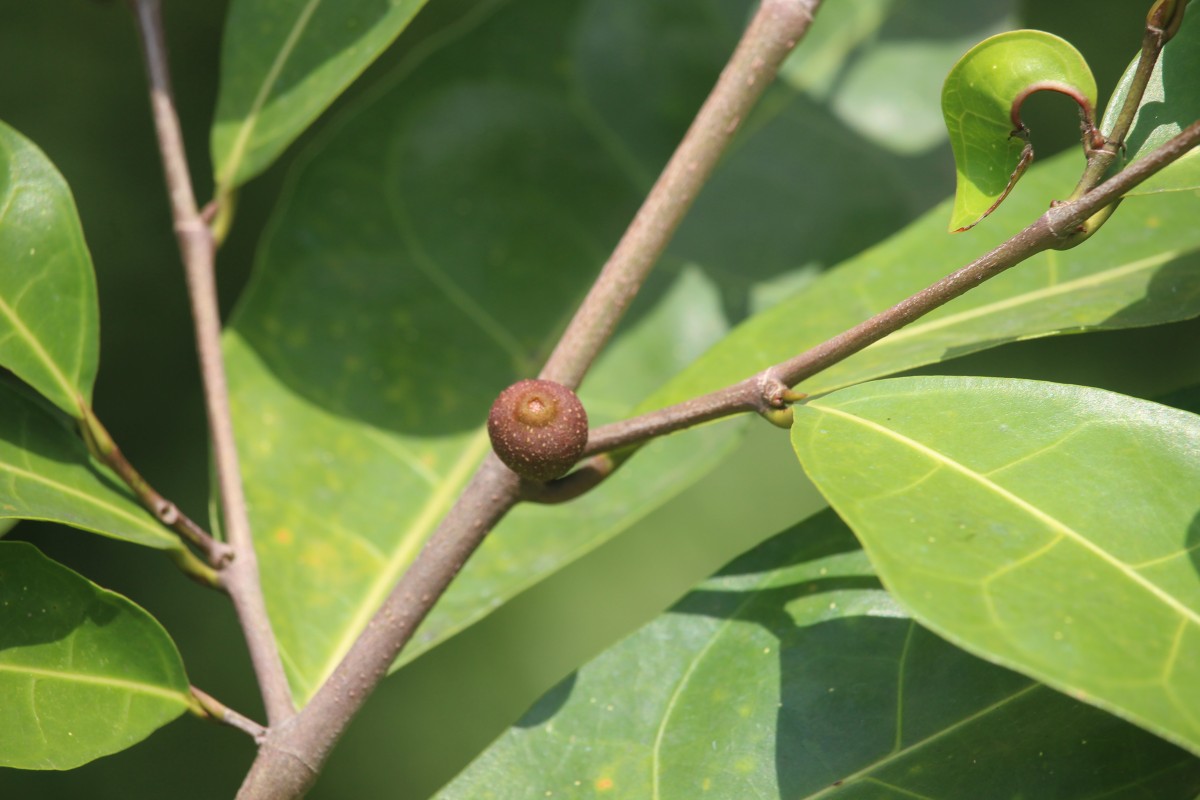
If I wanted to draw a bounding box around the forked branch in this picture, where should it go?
[129,0,294,726]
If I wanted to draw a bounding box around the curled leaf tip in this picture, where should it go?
[942,30,1097,232]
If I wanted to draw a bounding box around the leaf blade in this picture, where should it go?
[0,541,192,770]
[0,120,99,416]
[791,376,1200,755]
[211,0,434,191]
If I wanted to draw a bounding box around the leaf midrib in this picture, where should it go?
[0,662,187,704]
[0,458,170,546]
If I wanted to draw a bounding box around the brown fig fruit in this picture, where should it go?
[487,379,589,481]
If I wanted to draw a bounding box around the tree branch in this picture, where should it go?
[129,0,294,726]
[235,2,824,796]
[579,118,1200,458]
[1071,0,1189,198]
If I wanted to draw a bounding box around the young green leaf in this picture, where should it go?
[435,513,1200,799]
[0,541,193,770]
[942,30,1097,231]
[211,0,435,194]
[791,376,1200,756]
[1103,6,1200,196]
[0,120,99,417]
[0,381,179,550]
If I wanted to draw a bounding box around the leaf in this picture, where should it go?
[0,541,193,770]
[1103,5,1200,197]
[0,381,178,550]
[942,30,1097,231]
[0,119,99,417]
[649,149,1200,409]
[790,376,1200,756]
[436,512,1200,799]
[211,0,435,192]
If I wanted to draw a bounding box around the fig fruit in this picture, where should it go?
[487,379,588,481]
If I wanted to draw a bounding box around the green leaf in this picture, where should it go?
[942,30,1097,231]
[0,120,99,417]
[650,150,1200,408]
[0,541,192,770]
[1103,6,1200,197]
[211,0,435,192]
[436,513,1200,799]
[790,376,1200,756]
[0,381,177,550]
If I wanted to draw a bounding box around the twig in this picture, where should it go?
[1071,0,1189,198]
[192,685,268,742]
[577,118,1200,457]
[78,405,232,567]
[540,0,823,389]
[235,3,824,796]
[129,0,294,726]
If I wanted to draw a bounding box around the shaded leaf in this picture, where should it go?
[0,120,98,417]
[0,541,192,770]
[436,512,1200,799]
[942,30,1096,230]
[797,0,1017,156]
[1104,5,1200,196]
[777,0,894,101]
[211,0,435,192]
[791,376,1200,755]
[0,381,178,550]
[649,150,1200,409]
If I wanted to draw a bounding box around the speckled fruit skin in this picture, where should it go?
[487,379,589,481]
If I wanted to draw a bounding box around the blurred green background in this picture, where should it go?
[1,0,1196,797]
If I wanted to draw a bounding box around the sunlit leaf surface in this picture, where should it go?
[792,376,1200,755]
